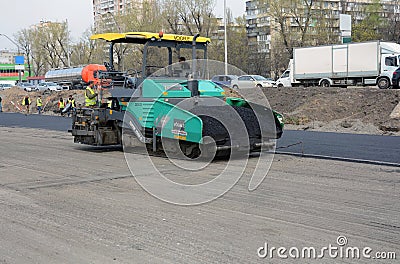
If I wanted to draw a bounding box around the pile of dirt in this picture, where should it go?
[263,87,400,135]
[0,87,86,115]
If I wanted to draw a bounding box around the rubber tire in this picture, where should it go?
[233,85,239,89]
[320,80,330,87]
[377,78,390,89]
[278,84,283,88]
[256,84,262,88]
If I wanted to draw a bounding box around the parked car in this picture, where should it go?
[392,67,400,89]
[211,75,238,88]
[231,75,275,89]
[17,82,37,92]
[0,83,13,90]
[35,82,62,91]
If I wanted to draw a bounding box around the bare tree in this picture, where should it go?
[15,29,33,76]
[380,0,400,42]
[70,27,105,66]
[161,0,217,37]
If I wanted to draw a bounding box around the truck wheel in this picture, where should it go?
[233,85,239,89]
[377,78,390,89]
[278,83,283,88]
[320,80,330,87]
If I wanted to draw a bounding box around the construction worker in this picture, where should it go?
[21,95,31,115]
[179,56,190,70]
[85,81,98,107]
[36,95,43,114]
[58,98,65,116]
[67,95,76,117]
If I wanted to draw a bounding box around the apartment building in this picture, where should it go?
[92,0,149,31]
[246,0,400,53]
[0,50,20,64]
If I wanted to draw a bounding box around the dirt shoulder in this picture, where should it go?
[263,87,400,136]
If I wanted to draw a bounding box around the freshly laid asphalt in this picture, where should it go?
[278,130,400,165]
[1,112,399,165]
[0,112,71,132]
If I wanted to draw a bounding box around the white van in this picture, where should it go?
[275,70,292,87]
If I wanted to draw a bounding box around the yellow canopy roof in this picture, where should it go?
[90,32,211,44]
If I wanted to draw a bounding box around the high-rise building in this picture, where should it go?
[245,0,400,54]
[92,0,151,32]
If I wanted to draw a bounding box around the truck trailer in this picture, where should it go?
[45,64,107,89]
[275,41,400,89]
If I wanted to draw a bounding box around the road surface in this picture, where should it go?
[1,112,399,165]
[0,126,399,263]
[278,130,400,165]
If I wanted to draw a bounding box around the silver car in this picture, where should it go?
[211,75,239,88]
[0,83,13,90]
[231,75,275,89]
[35,82,62,91]
[17,82,37,92]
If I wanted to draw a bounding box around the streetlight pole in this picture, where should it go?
[0,33,23,83]
[66,19,71,67]
[224,0,228,75]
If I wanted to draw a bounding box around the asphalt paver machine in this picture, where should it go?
[70,32,284,158]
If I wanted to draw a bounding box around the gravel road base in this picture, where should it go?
[0,127,399,263]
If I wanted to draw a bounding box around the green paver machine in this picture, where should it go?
[70,32,284,158]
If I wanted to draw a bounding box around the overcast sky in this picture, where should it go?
[0,0,246,51]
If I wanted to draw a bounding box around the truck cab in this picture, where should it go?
[275,70,291,87]
[376,54,400,89]
[275,59,300,87]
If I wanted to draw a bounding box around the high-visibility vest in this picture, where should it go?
[85,86,96,106]
[59,100,65,109]
[21,97,31,105]
[67,98,75,107]
[36,98,42,107]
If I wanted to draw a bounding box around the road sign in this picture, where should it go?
[15,65,25,70]
[15,56,24,64]
[342,37,352,44]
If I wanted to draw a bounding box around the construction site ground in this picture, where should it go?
[1,86,400,136]
[1,86,399,262]
[0,126,399,263]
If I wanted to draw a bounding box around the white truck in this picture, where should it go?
[275,41,400,89]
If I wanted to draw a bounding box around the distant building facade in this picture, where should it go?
[0,50,19,64]
[245,0,400,54]
[92,0,152,32]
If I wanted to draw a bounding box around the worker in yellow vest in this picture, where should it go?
[58,98,65,116]
[85,81,98,107]
[21,95,31,115]
[67,95,76,117]
[36,95,43,114]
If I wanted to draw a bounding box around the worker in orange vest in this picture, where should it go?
[58,98,65,116]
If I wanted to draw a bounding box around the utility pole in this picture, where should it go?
[66,19,71,67]
[224,0,228,75]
